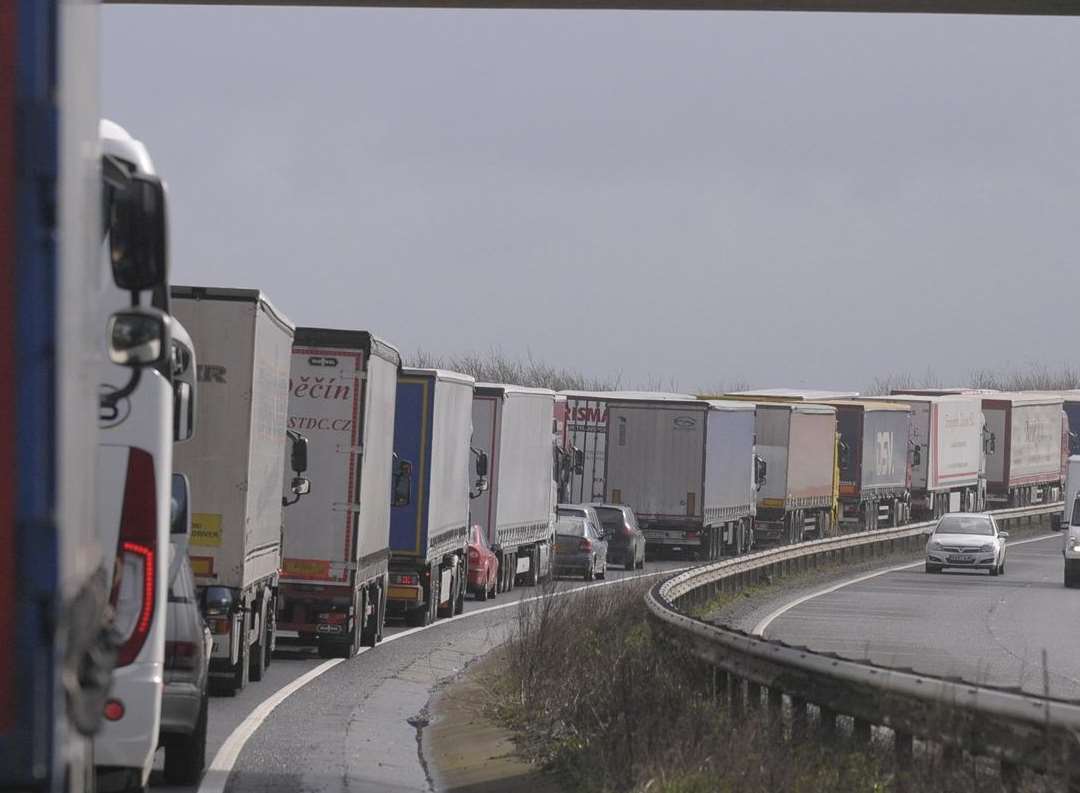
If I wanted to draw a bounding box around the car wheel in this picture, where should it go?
[989,564,999,577]
[924,562,942,574]
[598,562,606,580]
[584,561,594,582]
[1066,567,1078,588]
[163,692,208,785]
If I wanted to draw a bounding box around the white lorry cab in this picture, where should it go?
[95,119,180,793]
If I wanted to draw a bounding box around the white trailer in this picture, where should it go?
[277,329,401,657]
[387,368,476,627]
[559,390,694,503]
[1059,456,1080,532]
[604,399,759,559]
[752,403,838,545]
[472,384,556,592]
[171,287,295,693]
[982,393,1066,507]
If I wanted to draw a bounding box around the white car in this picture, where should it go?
[1063,496,1080,588]
[925,513,1008,576]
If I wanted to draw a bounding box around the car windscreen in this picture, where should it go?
[935,515,993,536]
[1072,497,1080,527]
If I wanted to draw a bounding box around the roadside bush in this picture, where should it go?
[492,581,1062,793]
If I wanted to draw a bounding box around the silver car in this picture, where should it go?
[160,546,212,784]
[553,516,608,581]
[925,513,1008,575]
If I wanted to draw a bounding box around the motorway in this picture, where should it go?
[760,534,1080,701]
[150,559,689,793]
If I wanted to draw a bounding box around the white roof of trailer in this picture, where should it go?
[702,400,757,412]
[558,390,695,401]
[725,388,859,400]
[400,367,476,387]
[475,383,557,398]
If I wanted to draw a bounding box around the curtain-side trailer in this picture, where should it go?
[559,391,693,504]
[752,403,838,545]
[604,399,758,559]
[171,287,294,693]
[277,329,401,657]
[3,2,123,788]
[866,394,987,518]
[472,385,556,592]
[388,369,475,627]
[982,393,1066,507]
[822,400,912,531]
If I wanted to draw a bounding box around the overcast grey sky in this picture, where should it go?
[102,7,1079,391]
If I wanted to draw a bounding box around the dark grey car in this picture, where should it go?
[593,504,645,570]
[159,548,212,784]
[552,516,608,580]
[557,503,609,566]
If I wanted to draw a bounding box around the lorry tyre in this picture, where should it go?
[263,596,275,670]
[361,588,380,647]
[164,691,208,785]
[405,606,429,628]
[1066,565,1078,588]
[249,601,267,682]
[454,574,465,615]
[524,549,537,586]
[437,568,454,619]
[230,636,249,695]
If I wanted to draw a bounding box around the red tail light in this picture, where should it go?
[687,531,700,541]
[165,640,198,671]
[392,573,418,586]
[112,449,157,667]
[578,539,593,552]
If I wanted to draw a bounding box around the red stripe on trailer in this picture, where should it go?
[0,0,16,732]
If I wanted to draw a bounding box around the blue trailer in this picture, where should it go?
[3,2,114,790]
[388,369,478,627]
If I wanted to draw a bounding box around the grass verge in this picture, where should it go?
[486,577,1069,793]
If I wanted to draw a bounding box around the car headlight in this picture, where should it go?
[978,544,994,553]
[927,541,942,551]
[1070,538,1080,550]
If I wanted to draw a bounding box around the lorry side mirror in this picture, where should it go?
[170,473,191,536]
[393,460,413,507]
[838,443,850,470]
[912,444,922,467]
[754,456,767,490]
[574,448,585,476]
[290,432,309,474]
[107,307,169,367]
[174,380,195,442]
[474,450,488,478]
[290,477,311,498]
[108,172,168,292]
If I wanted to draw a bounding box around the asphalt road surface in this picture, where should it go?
[762,534,1080,701]
[149,558,690,793]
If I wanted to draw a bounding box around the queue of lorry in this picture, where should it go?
[5,9,1079,788]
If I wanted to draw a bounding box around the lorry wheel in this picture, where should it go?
[249,603,267,682]
[230,638,249,695]
[454,574,465,615]
[405,607,429,628]
[361,589,380,647]
[164,691,208,785]
[437,569,454,619]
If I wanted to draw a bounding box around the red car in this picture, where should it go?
[466,524,499,600]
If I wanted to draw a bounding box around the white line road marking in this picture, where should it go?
[196,564,689,793]
[752,533,1059,638]
[198,658,348,793]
